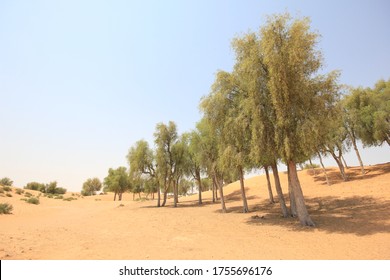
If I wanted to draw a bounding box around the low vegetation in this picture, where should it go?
[0,203,13,214]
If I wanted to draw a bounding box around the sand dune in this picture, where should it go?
[1,163,389,260]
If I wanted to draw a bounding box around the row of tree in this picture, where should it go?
[96,13,388,226]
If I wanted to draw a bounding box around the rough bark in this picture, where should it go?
[195,170,202,205]
[329,150,348,181]
[287,164,297,217]
[212,177,216,203]
[238,166,249,213]
[287,160,315,226]
[270,163,289,218]
[214,173,226,213]
[351,135,365,175]
[264,166,275,204]
[341,155,349,169]
[317,152,331,186]
[157,185,161,207]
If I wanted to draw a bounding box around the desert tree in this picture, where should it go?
[231,32,288,215]
[103,167,130,201]
[81,177,102,196]
[200,71,251,213]
[182,130,204,205]
[196,118,227,212]
[0,177,13,187]
[153,121,180,207]
[127,140,159,205]
[260,13,340,226]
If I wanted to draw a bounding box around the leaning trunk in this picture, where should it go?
[329,150,348,181]
[264,166,275,204]
[317,152,331,186]
[350,134,365,175]
[270,163,289,218]
[214,173,226,213]
[287,160,315,226]
[238,166,249,213]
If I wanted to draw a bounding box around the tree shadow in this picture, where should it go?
[312,163,390,185]
[246,195,390,236]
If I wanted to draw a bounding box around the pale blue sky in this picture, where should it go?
[1,0,389,191]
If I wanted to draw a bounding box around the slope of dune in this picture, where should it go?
[0,163,389,260]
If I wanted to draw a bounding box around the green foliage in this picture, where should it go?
[260,13,340,162]
[0,177,13,186]
[24,192,33,198]
[81,177,102,196]
[25,181,66,194]
[15,188,24,195]
[2,186,12,192]
[0,203,13,214]
[343,78,390,147]
[26,197,40,205]
[303,163,320,169]
[24,182,46,192]
[103,166,130,199]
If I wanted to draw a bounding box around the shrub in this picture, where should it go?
[0,177,13,187]
[15,188,24,195]
[25,182,46,192]
[0,203,13,214]
[26,197,40,205]
[54,195,64,199]
[63,197,77,201]
[2,186,12,192]
[54,187,67,195]
[6,193,12,197]
[24,192,33,198]
[303,163,320,169]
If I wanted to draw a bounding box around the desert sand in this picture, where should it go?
[1,163,389,260]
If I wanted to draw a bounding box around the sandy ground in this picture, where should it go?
[1,163,389,260]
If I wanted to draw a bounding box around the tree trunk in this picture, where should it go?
[351,135,365,175]
[173,180,178,208]
[309,158,316,176]
[157,185,161,207]
[114,191,117,201]
[264,166,275,204]
[214,174,226,213]
[238,166,249,213]
[161,188,168,207]
[287,164,297,217]
[133,193,135,200]
[341,155,349,169]
[317,152,331,186]
[196,170,202,205]
[329,150,348,181]
[287,160,315,226]
[212,176,215,203]
[215,184,219,200]
[270,163,289,218]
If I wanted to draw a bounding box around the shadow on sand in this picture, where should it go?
[246,195,390,236]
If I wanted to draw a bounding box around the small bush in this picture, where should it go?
[6,193,12,197]
[2,186,12,192]
[303,163,320,169]
[0,203,13,214]
[0,177,13,187]
[15,189,24,195]
[26,197,40,205]
[24,192,33,198]
[63,197,77,201]
[54,195,64,199]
